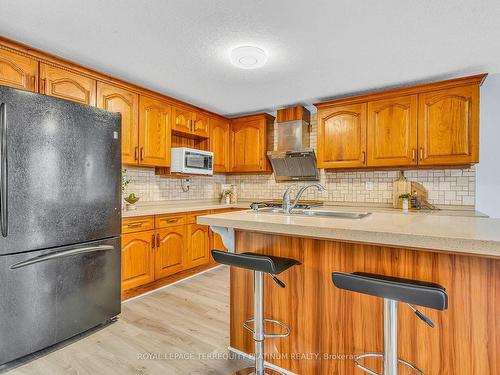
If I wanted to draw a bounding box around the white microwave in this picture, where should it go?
[170,147,214,175]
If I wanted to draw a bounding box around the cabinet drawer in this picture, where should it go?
[121,216,155,233]
[156,213,187,228]
[187,210,212,224]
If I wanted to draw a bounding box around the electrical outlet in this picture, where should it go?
[365,181,374,191]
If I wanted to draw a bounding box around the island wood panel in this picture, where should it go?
[231,231,499,375]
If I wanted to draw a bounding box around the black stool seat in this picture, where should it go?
[332,272,448,310]
[211,250,300,274]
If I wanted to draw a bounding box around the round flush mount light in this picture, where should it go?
[229,45,268,69]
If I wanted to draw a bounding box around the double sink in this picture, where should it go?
[250,207,371,220]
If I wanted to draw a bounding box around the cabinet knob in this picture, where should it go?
[134,147,139,161]
[156,233,160,248]
[362,151,366,164]
[412,148,416,161]
[420,147,424,161]
[152,233,156,248]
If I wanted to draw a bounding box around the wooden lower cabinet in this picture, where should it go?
[121,210,228,297]
[185,224,210,269]
[121,230,156,291]
[155,225,186,278]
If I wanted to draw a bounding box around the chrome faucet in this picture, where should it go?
[282,183,326,214]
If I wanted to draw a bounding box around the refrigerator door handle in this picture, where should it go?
[10,245,115,269]
[0,102,7,238]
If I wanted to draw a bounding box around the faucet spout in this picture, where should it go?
[283,183,326,214]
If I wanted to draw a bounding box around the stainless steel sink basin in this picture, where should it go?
[249,207,371,219]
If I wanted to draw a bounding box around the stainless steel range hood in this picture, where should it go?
[267,106,319,182]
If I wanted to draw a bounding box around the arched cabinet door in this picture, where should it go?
[40,63,96,106]
[121,231,155,291]
[230,120,264,171]
[172,106,193,134]
[192,112,209,137]
[210,118,230,172]
[0,48,38,92]
[418,85,479,165]
[317,103,367,169]
[155,226,186,278]
[186,224,210,269]
[367,95,418,167]
[97,82,139,165]
[138,95,171,167]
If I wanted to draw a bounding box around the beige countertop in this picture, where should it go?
[197,208,500,258]
[121,200,249,218]
[122,199,487,218]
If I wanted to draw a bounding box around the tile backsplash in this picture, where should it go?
[123,113,476,207]
[227,168,475,206]
[123,167,225,202]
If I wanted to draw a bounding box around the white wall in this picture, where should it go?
[477,74,500,218]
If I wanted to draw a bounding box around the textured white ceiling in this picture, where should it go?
[1,0,499,116]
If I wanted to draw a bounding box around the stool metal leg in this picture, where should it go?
[384,298,398,375]
[254,270,265,375]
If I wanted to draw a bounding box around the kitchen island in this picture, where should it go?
[198,209,500,375]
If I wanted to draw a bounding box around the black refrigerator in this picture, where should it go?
[0,86,122,365]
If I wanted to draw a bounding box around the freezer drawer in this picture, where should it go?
[0,237,121,365]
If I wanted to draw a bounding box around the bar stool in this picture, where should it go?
[332,272,448,375]
[212,249,300,375]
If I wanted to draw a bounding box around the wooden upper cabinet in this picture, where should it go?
[418,85,479,165]
[192,112,209,137]
[210,117,230,172]
[139,95,171,167]
[172,106,193,134]
[97,82,139,165]
[155,226,186,278]
[230,114,274,172]
[39,63,96,106]
[317,103,367,169]
[185,224,210,269]
[172,106,210,138]
[121,230,155,291]
[367,95,418,167]
[0,48,38,92]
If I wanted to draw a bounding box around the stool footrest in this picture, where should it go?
[243,318,290,338]
[233,365,285,374]
[354,353,425,375]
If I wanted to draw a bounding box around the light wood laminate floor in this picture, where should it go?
[5,266,248,375]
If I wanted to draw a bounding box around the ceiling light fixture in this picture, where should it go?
[229,45,268,69]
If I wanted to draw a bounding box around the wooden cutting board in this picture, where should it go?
[392,172,412,208]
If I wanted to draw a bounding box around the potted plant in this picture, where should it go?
[124,193,140,210]
[399,193,411,212]
[122,169,140,210]
[222,189,234,205]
